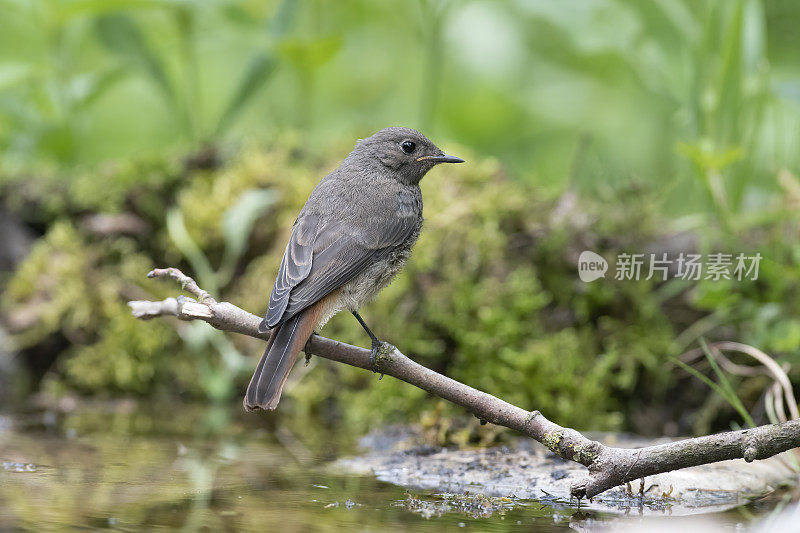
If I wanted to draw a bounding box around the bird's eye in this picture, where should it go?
[401,140,416,154]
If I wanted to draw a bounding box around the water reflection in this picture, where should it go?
[0,404,782,531]
[0,404,576,531]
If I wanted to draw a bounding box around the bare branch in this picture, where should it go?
[130,267,800,499]
[128,297,179,319]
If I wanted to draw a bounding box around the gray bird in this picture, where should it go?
[244,127,464,411]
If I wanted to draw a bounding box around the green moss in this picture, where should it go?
[3,221,100,348]
[568,442,598,464]
[542,431,564,453]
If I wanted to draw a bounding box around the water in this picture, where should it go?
[0,403,790,531]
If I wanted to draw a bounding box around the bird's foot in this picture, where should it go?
[369,339,392,380]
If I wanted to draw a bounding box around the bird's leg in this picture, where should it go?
[304,330,319,366]
[352,311,385,378]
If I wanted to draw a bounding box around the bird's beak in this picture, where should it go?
[417,153,465,164]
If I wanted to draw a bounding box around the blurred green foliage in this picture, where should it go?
[1,0,800,215]
[2,0,800,439]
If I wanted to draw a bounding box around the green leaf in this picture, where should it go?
[166,208,217,294]
[54,0,166,22]
[741,0,766,73]
[215,0,297,134]
[94,14,175,102]
[208,332,248,373]
[215,53,278,134]
[699,338,755,427]
[276,35,342,73]
[0,63,34,91]
[676,140,744,173]
[716,0,745,142]
[218,188,278,283]
[673,358,745,419]
[270,0,298,38]
[68,67,126,110]
[673,338,755,428]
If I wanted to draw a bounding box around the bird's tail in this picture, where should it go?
[243,307,319,411]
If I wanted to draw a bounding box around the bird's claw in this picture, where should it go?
[369,339,389,380]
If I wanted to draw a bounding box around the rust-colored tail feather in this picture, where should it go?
[243,305,321,411]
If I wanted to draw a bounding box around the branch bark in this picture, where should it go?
[128,267,800,499]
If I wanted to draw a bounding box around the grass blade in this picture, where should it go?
[94,14,175,102]
[699,338,755,427]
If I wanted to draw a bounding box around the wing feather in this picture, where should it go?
[262,212,416,329]
[262,214,319,329]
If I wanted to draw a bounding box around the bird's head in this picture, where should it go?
[350,127,464,185]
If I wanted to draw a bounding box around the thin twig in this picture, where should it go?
[147,267,216,305]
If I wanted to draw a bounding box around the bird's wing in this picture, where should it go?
[263,213,320,329]
[262,212,416,329]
